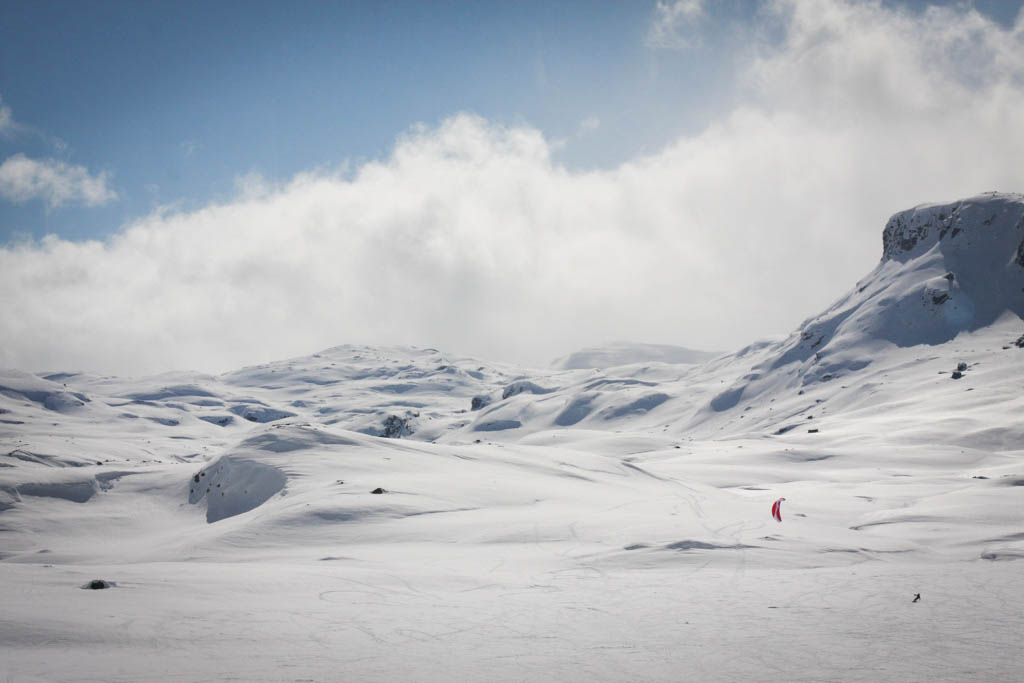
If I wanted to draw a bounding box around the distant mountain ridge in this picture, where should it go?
[552,342,720,370]
[2,194,1021,447]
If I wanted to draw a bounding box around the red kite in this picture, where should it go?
[771,497,786,522]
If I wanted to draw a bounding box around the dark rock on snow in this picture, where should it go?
[381,415,414,438]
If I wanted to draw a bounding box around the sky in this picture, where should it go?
[1,0,1023,375]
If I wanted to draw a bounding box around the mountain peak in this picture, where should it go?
[881,191,1024,264]
[693,193,1024,424]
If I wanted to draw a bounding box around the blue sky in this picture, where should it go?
[5,0,1017,244]
[1,0,1023,374]
[0,0,737,242]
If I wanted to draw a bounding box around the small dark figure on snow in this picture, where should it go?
[912,593,921,603]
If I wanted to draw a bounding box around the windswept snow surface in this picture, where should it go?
[2,194,1024,682]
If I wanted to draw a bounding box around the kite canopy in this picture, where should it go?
[771,497,786,522]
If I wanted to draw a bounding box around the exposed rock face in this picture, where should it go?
[381,414,414,438]
[470,395,492,411]
[881,192,1024,264]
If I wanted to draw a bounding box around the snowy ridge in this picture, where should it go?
[2,194,1024,682]
[552,342,721,370]
[678,193,1024,434]
[881,192,1024,265]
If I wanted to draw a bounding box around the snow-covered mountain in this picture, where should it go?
[552,342,720,370]
[2,193,1022,682]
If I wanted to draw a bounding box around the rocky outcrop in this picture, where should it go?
[470,395,492,411]
[381,414,415,438]
[881,192,1024,263]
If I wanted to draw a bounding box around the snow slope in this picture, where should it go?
[1,193,1023,682]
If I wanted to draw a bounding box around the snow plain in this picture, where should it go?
[2,193,1023,682]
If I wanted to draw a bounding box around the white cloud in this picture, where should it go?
[647,0,706,49]
[0,154,117,208]
[2,0,1023,375]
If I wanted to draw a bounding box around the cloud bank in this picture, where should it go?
[2,0,1024,375]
